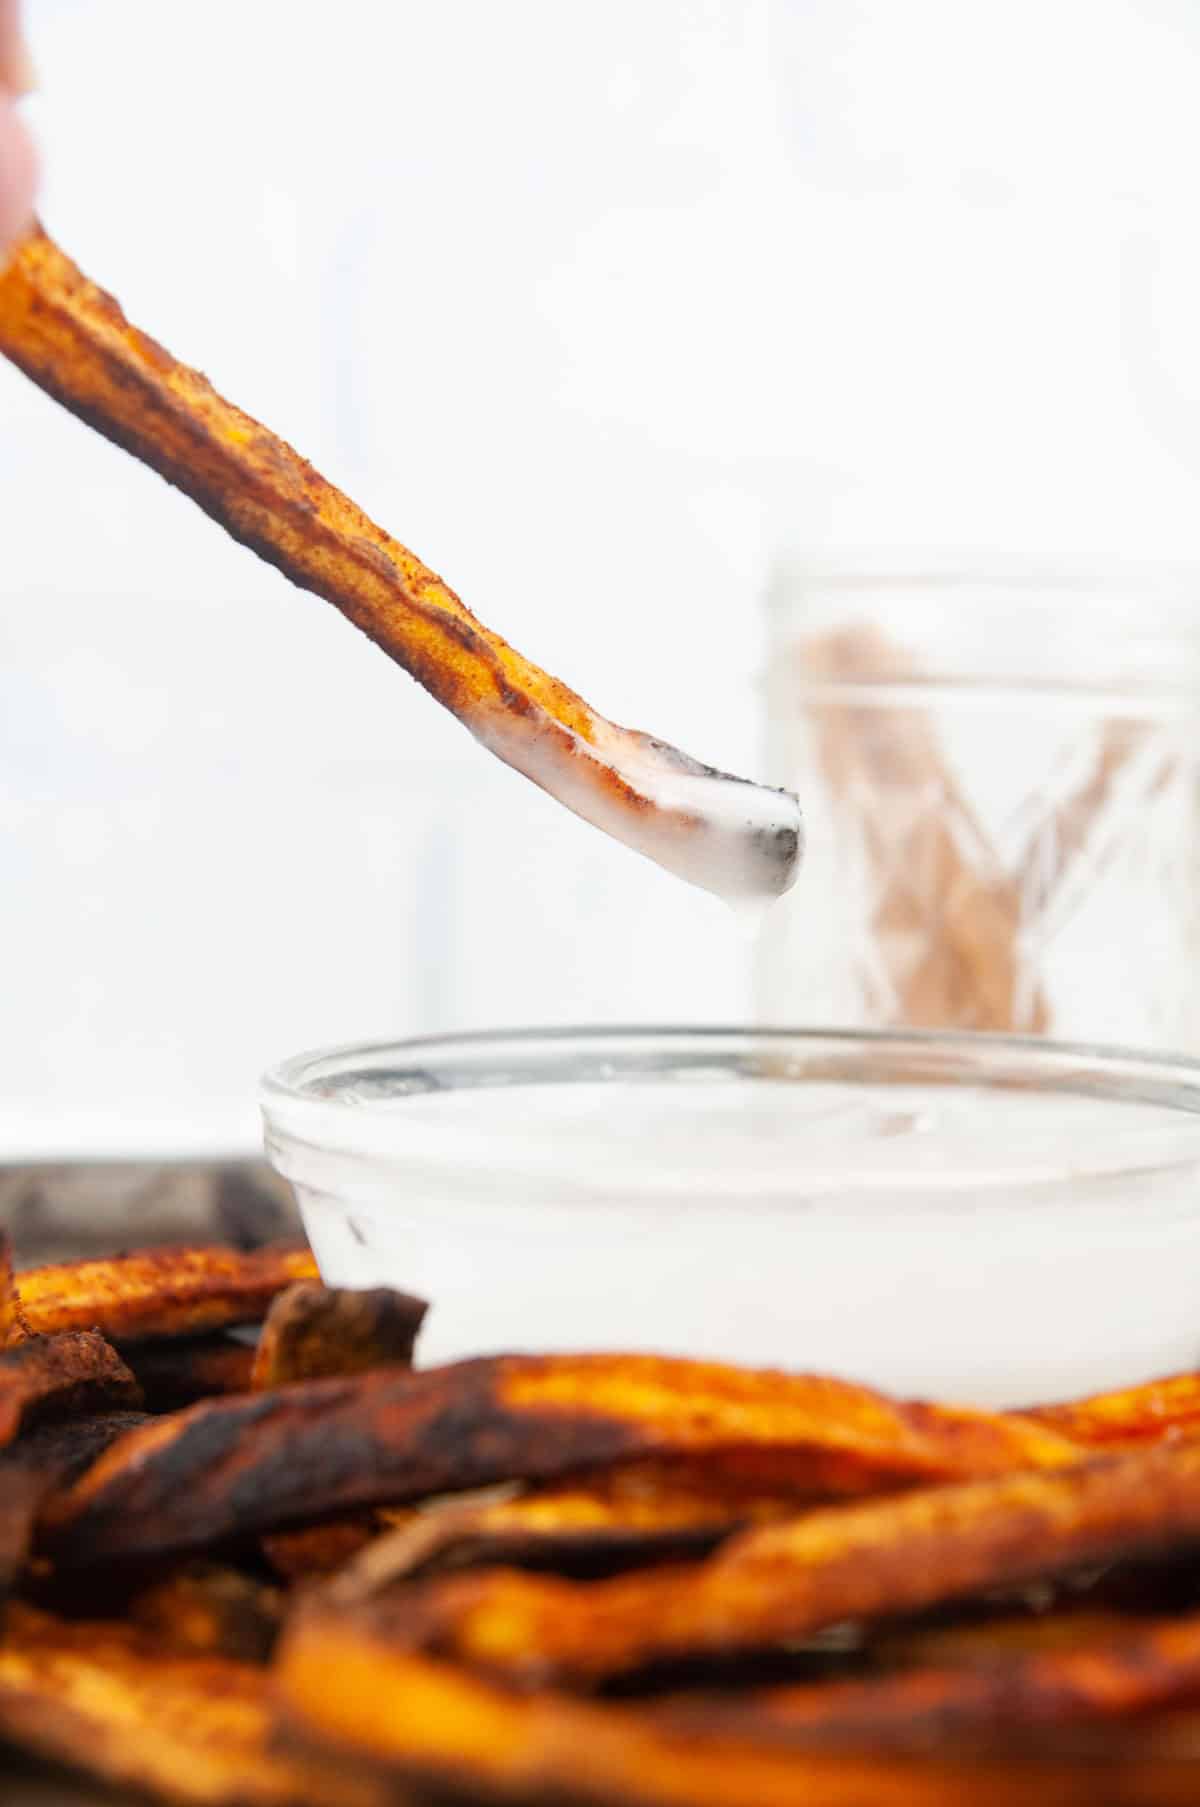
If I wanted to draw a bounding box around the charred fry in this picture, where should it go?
[380,1439,1200,1689]
[40,1352,1080,1563]
[0,1602,385,1806]
[2,1411,150,1495]
[0,1332,140,1448]
[251,1282,427,1389]
[277,1609,1200,1807]
[15,1241,317,1342]
[126,1333,256,1412]
[0,1412,150,1630]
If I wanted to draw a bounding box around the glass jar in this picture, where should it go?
[757,568,1200,1049]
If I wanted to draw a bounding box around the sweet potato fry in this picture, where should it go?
[261,1514,388,1584]
[0,1332,140,1448]
[1031,1373,1200,1449]
[876,1609,1167,1669]
[39,1352,1080,1564]
[250,1282,427,1389]
[656,1612,1200,1746]
[268,1456,806,1590]
[0,1413,150,1629]
[126,1563,283,1664]
[382,1439,1200,1689]
[0,1602,387,1806]
[277,1610,1200,1807]
[0,1232,22,1346]
[0,1470,40,1623]
[125,1333,256,1412]
[15,1241,317,1341]
[6,1410,152,1491]
[0,227,802,901]
[339,1464,810,1594]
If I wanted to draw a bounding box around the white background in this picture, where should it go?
[5,0,1200,1155]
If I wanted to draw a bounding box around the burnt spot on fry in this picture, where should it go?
[0,1333,141,1447]
[124,1335,256,1413]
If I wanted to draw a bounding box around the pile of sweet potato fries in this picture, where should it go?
[5,1231,1200,1802]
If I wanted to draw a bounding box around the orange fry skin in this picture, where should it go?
[40,1352,1080,1564]
[16,1242,317,1341]
[0,1232,23,1346]
[1031,1373,1200,1450]
[385,1439,1200,1689]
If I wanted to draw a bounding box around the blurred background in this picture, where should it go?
[5,0,1200,1157]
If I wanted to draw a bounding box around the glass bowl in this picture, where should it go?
[260,1028,1200,1405]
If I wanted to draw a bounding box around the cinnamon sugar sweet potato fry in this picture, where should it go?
[0,1411,149,1622]
[16,1241,318,1341]
[0,1602,387,1806]
[0,1332,140,1448]
[261,1514,389,1584]
[0,227,801,901]
[382,1439,1200,1689]
[269,1455,816,1591]
[875,1608,1175,1669]
[0,1470,40,1625]
[126,1563,283,1664]
[4,1410,152,1492]
[276,1610,1200,1807]
[39,1353,1080,1564]
[126,1333,256,1412]
[129,1283,426,1414]
[339,1463,812,1594]
[1030,1372,1200,1449]
[0,1233,23,1347]
[250,1282,427,1389]
[656,1611,1200,1747]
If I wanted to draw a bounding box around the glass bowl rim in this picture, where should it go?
[261,1023,1200,1120]
[260,1027,1200,1210]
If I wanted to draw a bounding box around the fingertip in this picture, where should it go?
[0,1,34,96]
[0,95,36,261]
